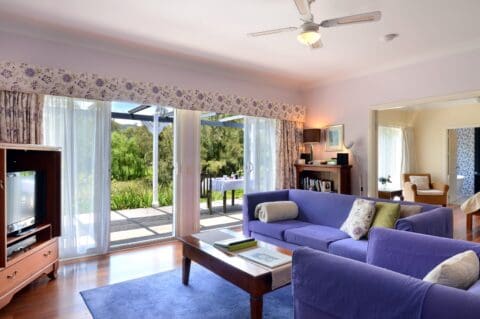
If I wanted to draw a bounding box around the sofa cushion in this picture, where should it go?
[368,202,400,237]
[328,238,368,262]
[284,225,349,251]
[288,189,356,228]
[248,220,311,240]
[340,199,376,240]
[399,204,423,218]
[417,189,444,196]
[409,175,430,190]
[423,250,479,289]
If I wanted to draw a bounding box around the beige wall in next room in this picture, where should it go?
[413,104,480,184]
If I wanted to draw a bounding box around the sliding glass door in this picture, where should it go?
[109,102,175,247]
[199,112,244,231]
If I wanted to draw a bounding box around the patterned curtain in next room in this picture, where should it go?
[0,90,43,144]
[276,120,303,189]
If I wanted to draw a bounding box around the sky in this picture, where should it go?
[111,101,174,126]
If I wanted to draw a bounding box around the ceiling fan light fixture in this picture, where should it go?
[297,30,321,46]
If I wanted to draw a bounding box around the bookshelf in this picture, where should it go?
[294,164,352,195]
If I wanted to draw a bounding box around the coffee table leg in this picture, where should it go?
[250,295,263,319]
[182,256,191,286]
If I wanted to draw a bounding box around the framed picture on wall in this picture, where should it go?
[325,124,344,152]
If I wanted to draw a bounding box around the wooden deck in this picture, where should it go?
[110,199,243,246]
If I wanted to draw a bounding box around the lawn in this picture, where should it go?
[111,179,243,210]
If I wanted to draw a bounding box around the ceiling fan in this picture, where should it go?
[247,0,382,49]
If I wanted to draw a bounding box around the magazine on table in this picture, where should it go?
[238,247,291,268]
[213,236,255,248]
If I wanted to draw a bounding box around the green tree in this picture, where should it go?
[110,114,243,209]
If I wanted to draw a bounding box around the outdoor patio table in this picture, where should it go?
[211,177,244,213]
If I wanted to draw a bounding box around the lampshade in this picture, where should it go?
[303,129,321,143]
[297,30,321,46]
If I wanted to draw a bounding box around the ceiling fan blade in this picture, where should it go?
[293,0,312,16]
[320,11,381,28]
[310,39,323,49]
[247,27,298,37]
[294,0,315,21]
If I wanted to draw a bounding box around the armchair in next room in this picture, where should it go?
[402,173,449,207]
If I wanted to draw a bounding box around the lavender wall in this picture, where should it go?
[305,48,480,194]
[0,30,302,105]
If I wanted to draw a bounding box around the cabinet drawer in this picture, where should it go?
[0,241,58,295]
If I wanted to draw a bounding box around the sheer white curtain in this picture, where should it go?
[244,117,277,193]
[43,95,111,259]
[378,126,403,189]
[401,126,416,174]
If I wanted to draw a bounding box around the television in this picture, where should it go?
[6,171,37,235]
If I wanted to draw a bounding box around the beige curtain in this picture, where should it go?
[0,90,43,144]
[276,120,303,189]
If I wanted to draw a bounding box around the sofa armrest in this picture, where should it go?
[431,182,449,193]
[367,228,479,278]
[293,247,431,319]
[242,190,289,236]
[422,283,480,319]
[395,207,453,238]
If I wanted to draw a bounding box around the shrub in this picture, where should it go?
[111,179,173,210]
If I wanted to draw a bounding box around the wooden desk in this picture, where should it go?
[294,164,352,195]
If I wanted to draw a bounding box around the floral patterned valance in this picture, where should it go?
[0,61,305,122]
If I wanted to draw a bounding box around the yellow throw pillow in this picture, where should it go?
[368,202,400,237]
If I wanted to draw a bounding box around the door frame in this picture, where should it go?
[368,89,480,198]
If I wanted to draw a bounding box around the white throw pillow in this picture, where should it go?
[409,176,430,190]
[340,199,376,240]
[423,250,480,289]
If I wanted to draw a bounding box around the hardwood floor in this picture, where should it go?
[1,208,480,319]
[0,240,183,319]
[451,204,480,242]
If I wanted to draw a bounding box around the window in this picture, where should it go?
[378,126,403,189]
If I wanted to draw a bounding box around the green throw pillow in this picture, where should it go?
[368,202,400,237]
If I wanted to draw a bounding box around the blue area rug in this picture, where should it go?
[80,265,293,319]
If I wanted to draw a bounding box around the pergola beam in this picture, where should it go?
[112,112,173,123]
[219,115,244,122]
[128,104,151,114]
[111,112,242,128]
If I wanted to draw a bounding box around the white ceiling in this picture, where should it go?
[1,0,480,87]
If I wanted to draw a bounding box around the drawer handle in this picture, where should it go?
[7,271,17,279]
[43,250,52,257]
[0,180,3,190]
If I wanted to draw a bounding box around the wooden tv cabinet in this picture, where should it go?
[0,144,61,309]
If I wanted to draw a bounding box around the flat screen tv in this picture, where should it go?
[6,171,37,235]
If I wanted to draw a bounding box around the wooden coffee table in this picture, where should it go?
[179,231,292,319]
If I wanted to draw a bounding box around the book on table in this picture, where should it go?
[213,236,257,252]
[238,247,291,268]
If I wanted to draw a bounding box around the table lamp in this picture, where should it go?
[303,129,321,163]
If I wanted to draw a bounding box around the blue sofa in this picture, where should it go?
[292,228,480,319]
[243,189,453,262]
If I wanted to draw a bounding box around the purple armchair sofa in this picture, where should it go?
[243,189,453,262]
[292,228,480,319]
